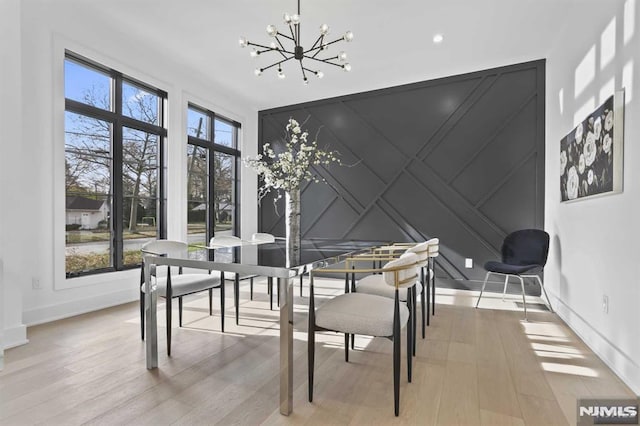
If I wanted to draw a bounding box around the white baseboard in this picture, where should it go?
[3,324,28,350]
[549,292,640,396]
[22,288,138,327]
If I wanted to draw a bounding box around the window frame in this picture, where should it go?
[64,52,168,277]
[186,104,241,253]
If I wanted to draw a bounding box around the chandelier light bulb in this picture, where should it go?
[266,25,278,37]
[270,41,277,49]
[338,51,347,61]
[254,68,263,76]
[291,14,300,24]
[303,77,309,85]
[343,63,352,72]
[250,49,258,58]
[278,70,286,79]
[319,24,329,35]
[433,33,444,44]
[283,13,292,24]
[344,31,354,42]
[239,37,248,47]
[316,71,324,79]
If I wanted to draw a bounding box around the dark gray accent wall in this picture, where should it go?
[258,60,545,289]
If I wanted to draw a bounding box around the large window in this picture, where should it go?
[186,105,240,260]
[64,53,167,277]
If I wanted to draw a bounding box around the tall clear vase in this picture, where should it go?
[285,189,301,267]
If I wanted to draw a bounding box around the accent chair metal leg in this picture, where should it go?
[178,296,183,327]
[426,267,430,326]
[209,288,213,316]
[502,275,509,301]
[535,275,554,312]
[250,277,254,300]
[475,272,491,308]
[308,274,316,403]
[268,277,273,310]
[518,275,527,321]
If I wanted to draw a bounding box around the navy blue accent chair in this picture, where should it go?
[475,229,553,320]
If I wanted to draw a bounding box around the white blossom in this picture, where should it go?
[243,117,342,200]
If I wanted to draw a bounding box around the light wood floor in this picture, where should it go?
[1,278,635,425]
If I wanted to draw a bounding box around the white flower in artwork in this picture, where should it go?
[560,150,567,176]
[566,166,579,200]
[602,133,612,154]
[574,123,584,144]
[584,131,597,166]
[604,110,614,131]
[587,169,594,185]
[593,116,602,139]
[578,154,586,174]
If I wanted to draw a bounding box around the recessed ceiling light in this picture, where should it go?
[433,33,444,44]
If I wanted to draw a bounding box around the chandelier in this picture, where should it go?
[238,0,353,83]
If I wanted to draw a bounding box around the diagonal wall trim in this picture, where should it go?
[474,150,537,210]
[376,197,465,280]
[403,168,501,259]
[447,93,538,185]
[259,60,545,283]
[418,75,499,161]
[300,105,390,187]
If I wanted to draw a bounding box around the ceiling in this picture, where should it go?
[84,0,578,110]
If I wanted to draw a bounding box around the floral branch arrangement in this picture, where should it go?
[243,118,342,201]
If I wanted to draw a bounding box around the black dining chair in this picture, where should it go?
[475,229,553,320]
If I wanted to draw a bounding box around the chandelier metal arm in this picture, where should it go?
[261,56,295,72]
[276,32,295,42]
[289,25,298,45]
[299,61,308,81]
[308,34,324,52]
[275,37,289,54]
[304,37,344,55]
[302,55,344,68]
[247,41,295,57]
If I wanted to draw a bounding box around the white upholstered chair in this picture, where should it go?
[140,240,223,356]
[356,242,429,350]
[308,252,419,416]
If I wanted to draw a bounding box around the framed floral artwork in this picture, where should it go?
[560,90,624,202]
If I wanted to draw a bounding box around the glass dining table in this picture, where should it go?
[142,238,388,415]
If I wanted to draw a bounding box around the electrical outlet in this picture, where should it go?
[465,258,473,268]
[32,278,41,290]
[602,295,609,314]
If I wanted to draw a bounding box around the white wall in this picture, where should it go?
[0,0,28,349]
[0,0,259,337]
[545,0,640,394]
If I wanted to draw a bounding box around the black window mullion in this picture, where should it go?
[113,74,124,270]
[158,99,167,240]
[120,115,167,137]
